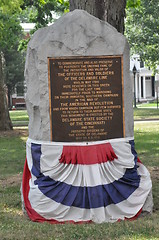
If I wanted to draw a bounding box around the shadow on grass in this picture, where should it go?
[134,123,159,167]
[0,129,27,178]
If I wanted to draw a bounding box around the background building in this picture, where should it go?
[130,54,159,103]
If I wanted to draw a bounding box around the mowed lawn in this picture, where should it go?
[133,108,159,121]
[0,109,158,239]
[9,110,29,126]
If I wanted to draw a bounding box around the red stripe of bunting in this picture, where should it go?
[59,143,118,165]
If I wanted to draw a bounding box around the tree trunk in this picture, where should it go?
[0,52,13,131]
[69,0,126,34]
[7,84,12,110]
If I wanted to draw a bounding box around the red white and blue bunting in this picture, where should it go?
[22,138,152,223]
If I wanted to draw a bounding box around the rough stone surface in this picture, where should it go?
[25,9,133,141]
[25,9,153,214]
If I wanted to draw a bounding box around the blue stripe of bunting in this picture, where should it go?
[129,140,138,164]
[31,142,140,209]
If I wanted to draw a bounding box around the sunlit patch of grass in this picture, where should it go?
[134,108,159,120]
[3,205,23,216]
[20,136,28,142]
[9,110,29,121]
[9,110,29,126]
[137,101,159,108]
[134,122,159,167]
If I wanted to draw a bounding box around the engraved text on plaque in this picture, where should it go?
[48,56,125,142]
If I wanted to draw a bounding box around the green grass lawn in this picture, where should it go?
[134,122,159,215]
[0,122,159,240]
[9,110,29,126]
[0,136,26,177]
[133,108,159,121]
[137,102,159,108]
[134,122,159,166]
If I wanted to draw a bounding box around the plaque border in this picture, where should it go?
[48,58,53,140]
[121,56,125,138]
[48,55,125,142]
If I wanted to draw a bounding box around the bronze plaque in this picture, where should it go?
[48,56,125,142]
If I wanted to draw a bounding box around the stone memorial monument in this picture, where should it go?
[22,10,153,223]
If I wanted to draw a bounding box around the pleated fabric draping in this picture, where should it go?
[22,138,152,223]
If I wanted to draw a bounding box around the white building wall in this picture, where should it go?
[130,55,157,102]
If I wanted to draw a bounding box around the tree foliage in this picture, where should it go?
[0,0,23,14]
[126,0,140,8]
[0,0,24,130]
[0,13,22,52]
[18,0,69,51]
[125,0,159,72]
[0,1,24,105]
[20,0,69,28]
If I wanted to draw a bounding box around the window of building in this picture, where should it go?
[141,76,143,98]
[145,76,151,80]
[140,61,144,68]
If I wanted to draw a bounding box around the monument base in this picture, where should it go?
[22,137,152,223]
